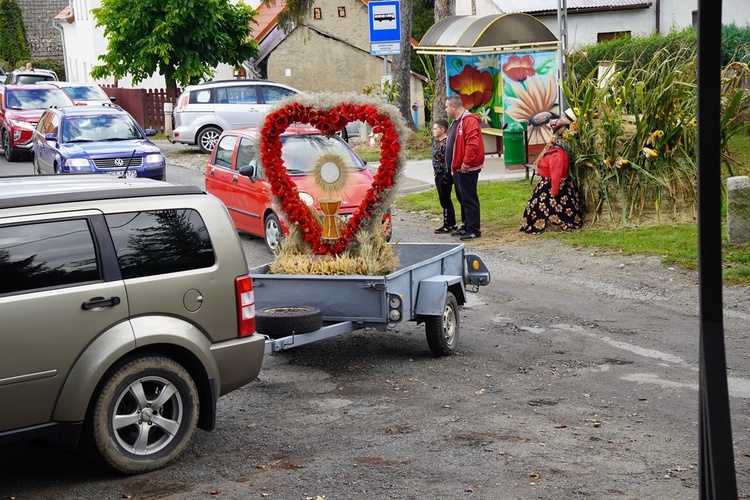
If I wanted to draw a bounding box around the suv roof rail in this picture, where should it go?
[100,102,123,110]
[196,78,273,86]
[0,179,204,210]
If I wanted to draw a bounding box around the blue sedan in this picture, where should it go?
[32,105,166,180]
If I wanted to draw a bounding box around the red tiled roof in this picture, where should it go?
[253,1,288,42]
[54,5,74,23]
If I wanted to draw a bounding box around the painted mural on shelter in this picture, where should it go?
[446,50,560,145]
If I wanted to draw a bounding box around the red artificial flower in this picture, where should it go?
[260,101,402,256]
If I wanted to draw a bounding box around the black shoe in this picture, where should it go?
[451,227,466,237]
[434,225,457,234]
[460,231,481,241]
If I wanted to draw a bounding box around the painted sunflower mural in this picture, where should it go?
[445,51,559,139]
[501,51,560,146]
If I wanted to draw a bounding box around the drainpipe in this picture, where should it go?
[655,0,661,34]
[51,1,74,80]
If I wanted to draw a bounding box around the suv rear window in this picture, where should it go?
[0,219,99,295]
[106,209,215,279]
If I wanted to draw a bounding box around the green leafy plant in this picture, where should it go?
[562,40,749,226]
[362,80,402,105]
[0,0,30,70]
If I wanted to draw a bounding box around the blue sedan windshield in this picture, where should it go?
[62,115,143,143]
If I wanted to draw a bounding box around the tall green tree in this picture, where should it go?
[432,0,454,123]
[91,0,260,89]
[0,0,30,70]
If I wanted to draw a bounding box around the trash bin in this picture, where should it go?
[503,122,527,166]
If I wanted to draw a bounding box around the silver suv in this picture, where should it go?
[6,68,59,85]
[0,175,265,474]
[170,79,298,153]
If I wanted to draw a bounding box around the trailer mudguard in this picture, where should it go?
[415,275,465,316]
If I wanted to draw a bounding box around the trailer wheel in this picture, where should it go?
[425,292,459,356]
[256,306,323,339]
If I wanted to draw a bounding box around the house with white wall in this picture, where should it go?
[456,0,750,50]
[52,0,242,88]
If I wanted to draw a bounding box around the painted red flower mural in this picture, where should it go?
[503,54,536,82]
[448,65,494,110]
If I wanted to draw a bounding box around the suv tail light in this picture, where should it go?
[174,92,189,112]
[235,275,256,337]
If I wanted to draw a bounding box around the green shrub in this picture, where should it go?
[0,0,30,69]
[29,58,66,80]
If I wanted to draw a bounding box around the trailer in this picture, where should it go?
[249,243,490,356]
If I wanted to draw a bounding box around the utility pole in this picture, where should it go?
[557,0,568,114]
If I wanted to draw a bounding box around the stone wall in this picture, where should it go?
[17,0,67,61]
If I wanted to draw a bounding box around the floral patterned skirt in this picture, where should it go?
[520,177,583,234]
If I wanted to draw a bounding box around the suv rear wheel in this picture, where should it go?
[90,355,199,474]
[197,126,222,154]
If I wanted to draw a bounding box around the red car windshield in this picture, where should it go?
[280,134,366,175]
[6,89,72,110]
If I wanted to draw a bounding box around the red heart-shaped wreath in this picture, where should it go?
[260,102,401,255]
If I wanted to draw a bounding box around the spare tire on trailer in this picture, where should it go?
[255,306,323,339]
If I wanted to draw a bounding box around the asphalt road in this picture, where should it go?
[2,148,750,498]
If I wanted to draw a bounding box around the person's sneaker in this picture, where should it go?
[451,227,466,237]
[434,225,457,234]
[460,231,481,241]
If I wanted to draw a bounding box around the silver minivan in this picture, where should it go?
[169,79,299,153]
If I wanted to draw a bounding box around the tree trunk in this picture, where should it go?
[163,65,177,91]
[393,0,417,131]
[432,0,454,124]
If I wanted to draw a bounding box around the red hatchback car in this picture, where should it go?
[0,84,74,161]
[205,126,389,252]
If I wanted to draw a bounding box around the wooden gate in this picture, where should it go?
[100,86,181,134]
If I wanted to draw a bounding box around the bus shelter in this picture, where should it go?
[416,13,561,156]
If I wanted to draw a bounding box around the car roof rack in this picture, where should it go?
[0,176,204,210]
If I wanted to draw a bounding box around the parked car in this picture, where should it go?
[0,63,6,84]
[170,79,298,153]
[33,104,166,180]
[42,81,115,105]
[205,126,389,252]
[0,84,75,161]
[0,175,265,474]
[5,68,59,85]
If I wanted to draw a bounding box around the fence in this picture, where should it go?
[100,86,182,134]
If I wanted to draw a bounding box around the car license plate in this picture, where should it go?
[106,170,137,178]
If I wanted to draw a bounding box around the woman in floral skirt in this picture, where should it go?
[520,119,583,234]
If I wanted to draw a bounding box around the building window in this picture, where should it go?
[314,8,322,19]
[338,6,346,17]
[597,31,631,43]
[692,10,698,26]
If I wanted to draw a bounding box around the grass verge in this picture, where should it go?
[395,179,750,287]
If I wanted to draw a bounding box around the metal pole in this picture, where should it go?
[557,0,568,114]
[696,0,738,497]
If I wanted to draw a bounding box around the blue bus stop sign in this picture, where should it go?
[368,0,401,56]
